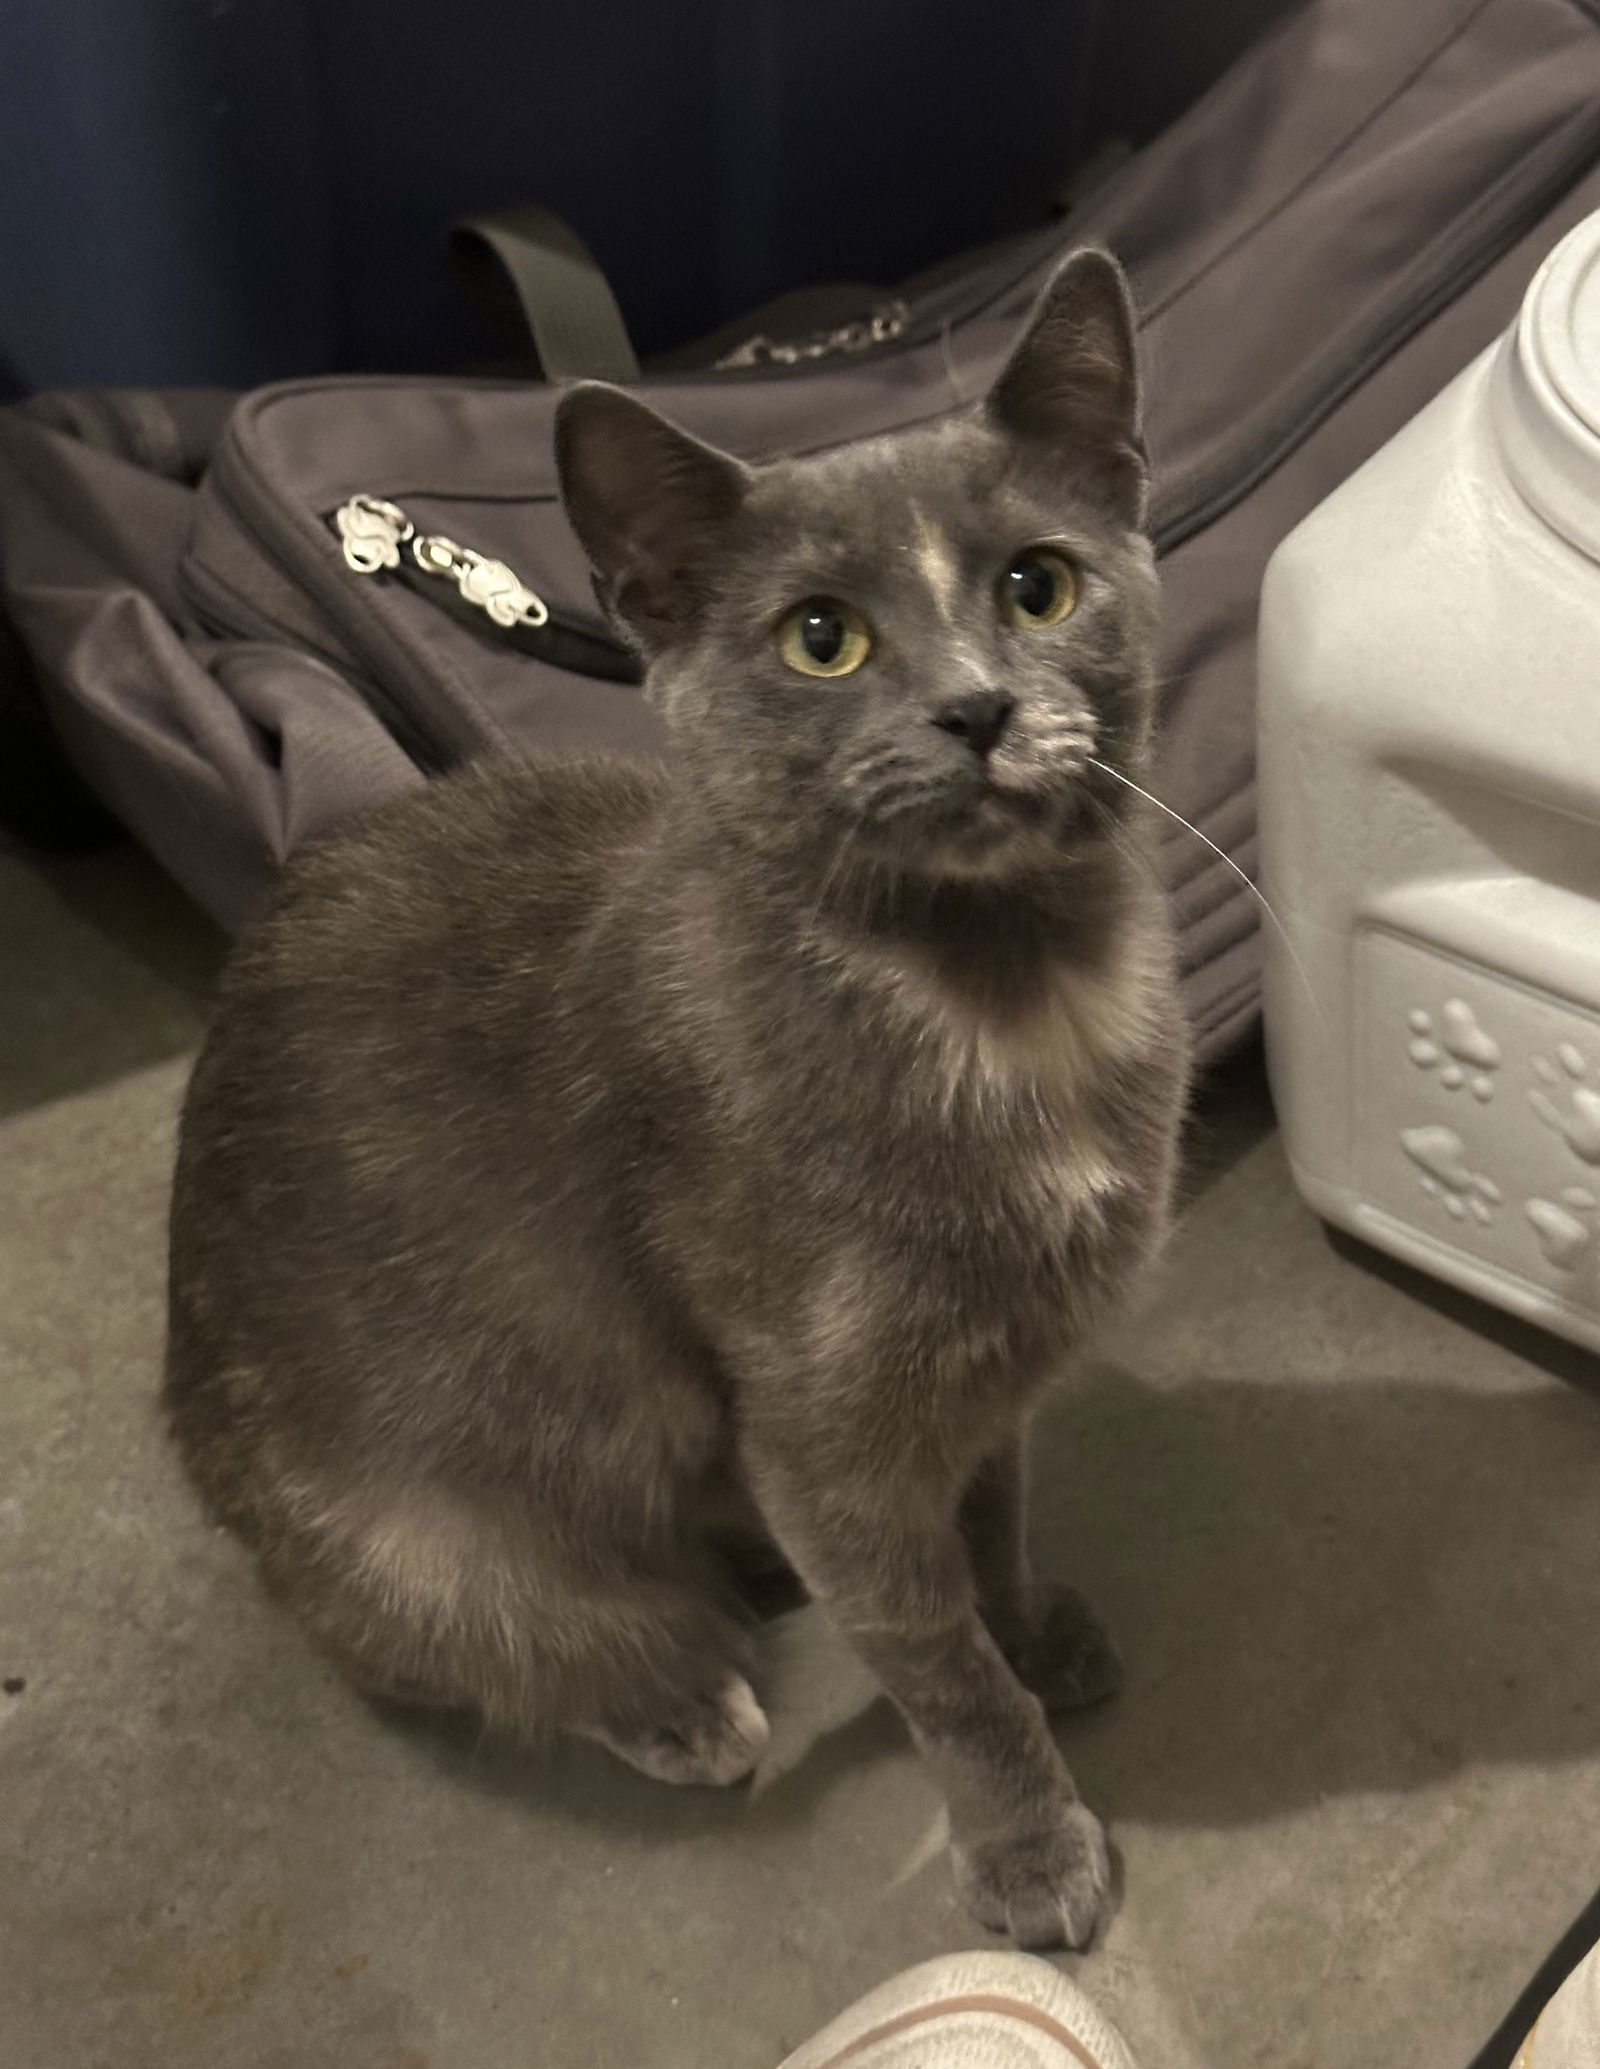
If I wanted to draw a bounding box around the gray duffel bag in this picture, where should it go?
[4,0,1600,1061]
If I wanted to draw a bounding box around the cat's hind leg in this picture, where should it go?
[260,1479,768,1782]
[578,1666,770,1786]
[960,1435,1122,1715]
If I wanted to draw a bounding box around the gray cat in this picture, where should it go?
[165,249,1189,1950]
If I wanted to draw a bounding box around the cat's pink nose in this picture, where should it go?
[932,689,1014,758]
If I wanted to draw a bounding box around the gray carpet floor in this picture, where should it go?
[4,836,1599,2069]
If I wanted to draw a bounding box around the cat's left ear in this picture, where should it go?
[555,383,751,646]
[986,249,1147,528]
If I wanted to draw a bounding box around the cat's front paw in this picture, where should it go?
[952,1800,1112,1950]
[1002,1585,1122,1714]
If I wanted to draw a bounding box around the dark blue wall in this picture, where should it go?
[0,0,1286,395]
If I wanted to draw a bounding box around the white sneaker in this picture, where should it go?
[779,1951,1141,2069]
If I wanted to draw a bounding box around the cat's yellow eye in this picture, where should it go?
[1000,549,1078,630]
[777,598,873,678]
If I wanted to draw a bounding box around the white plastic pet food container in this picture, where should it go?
[1259,208,1600,1355]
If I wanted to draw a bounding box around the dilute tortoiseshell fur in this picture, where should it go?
[166,251,1188,1948]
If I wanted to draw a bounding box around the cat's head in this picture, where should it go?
[555,249,1157,884]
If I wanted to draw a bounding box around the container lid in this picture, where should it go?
[1492,206,1600,561]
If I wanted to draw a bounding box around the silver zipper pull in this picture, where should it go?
[336,493,551,632]
[411,532,549,629]
[335,494,412,573]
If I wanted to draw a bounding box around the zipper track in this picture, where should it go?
[188,15,1600,725]
[329,493,638,679]
[706,4,1499,378]
[1151,95,1600,554]
[205,435,485,772]
[705,48,1600,552]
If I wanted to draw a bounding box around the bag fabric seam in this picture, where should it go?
[1141,0,1500,326]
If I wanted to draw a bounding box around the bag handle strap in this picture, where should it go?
[449,203,640,383]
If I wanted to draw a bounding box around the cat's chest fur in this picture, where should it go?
[698,908,1182,1409]
[850,909,1165,1170]
[718,898,1179,1311]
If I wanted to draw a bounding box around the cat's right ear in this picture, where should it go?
[555,384,751,646]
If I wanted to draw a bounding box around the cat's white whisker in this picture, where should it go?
[802,817,863,942]
[839,748,923,799]
[871,788,947,828]
[863,774,945,810]
[1085,756,1325,1029]
[937,317,965,408]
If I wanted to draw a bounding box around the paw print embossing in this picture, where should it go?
[1529,1043,1600,1165]
[1400,1125,1502,1224]
[1406,1000,1501,1101]
[1524,1188,1597,1271]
